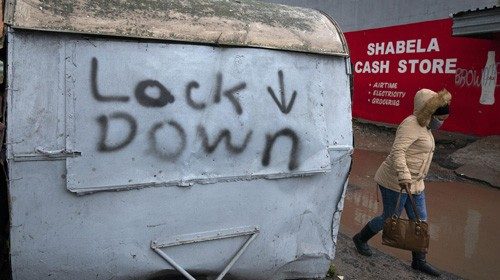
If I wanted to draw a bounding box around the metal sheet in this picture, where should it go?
[452,6,500,36]
[5,30,67,157]
[7,29,353,280]
[4,0,348,56]
[64,37,332,193]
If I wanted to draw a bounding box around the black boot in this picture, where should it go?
[412,251,441,277]
[353,224,377,256]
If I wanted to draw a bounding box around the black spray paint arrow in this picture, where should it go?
[267,70,297,114]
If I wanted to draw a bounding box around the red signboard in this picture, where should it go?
[345,18,500,136]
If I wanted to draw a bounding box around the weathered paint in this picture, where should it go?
[3,0,348,56]
[6,29,352,279]
[0,0,4,38]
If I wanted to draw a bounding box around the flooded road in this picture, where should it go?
[341,149,500,280]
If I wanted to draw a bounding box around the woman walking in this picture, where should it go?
[353,88,451,277]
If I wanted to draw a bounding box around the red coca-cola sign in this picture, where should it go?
[345,18,500,136]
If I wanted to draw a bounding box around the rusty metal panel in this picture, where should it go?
[3,0,348,56]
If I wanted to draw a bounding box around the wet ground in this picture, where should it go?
[331,233,463,280]
[335,146,500,280]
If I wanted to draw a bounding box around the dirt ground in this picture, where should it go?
[329,233,463,280]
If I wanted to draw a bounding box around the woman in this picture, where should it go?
[352,88,451,277]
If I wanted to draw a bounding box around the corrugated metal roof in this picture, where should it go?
[452,5,499,17]
[3,0,348,56]
[452,6,500,37]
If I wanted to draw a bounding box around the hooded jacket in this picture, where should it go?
[374,89,452,194]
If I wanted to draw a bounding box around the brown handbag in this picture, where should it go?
[382,186,429,252]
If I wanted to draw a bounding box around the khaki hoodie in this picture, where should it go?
[374,89,452,194]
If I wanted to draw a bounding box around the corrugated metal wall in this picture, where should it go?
[260,0,498,32]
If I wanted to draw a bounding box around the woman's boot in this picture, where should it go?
[352,224,377,256]
[411,251,441,277]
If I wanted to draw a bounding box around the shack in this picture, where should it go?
[2,0,352,279]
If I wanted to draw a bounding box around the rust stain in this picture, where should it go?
[0,0,4,38]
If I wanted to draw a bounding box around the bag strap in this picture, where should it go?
[405,185,422,222]
[392,185,422,222]
[393,190,403,218]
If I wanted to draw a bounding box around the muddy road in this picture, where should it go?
[334,122,500,280]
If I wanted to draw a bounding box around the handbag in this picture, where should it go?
[382,185,429,252]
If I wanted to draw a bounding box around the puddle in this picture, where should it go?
[341,149,500,280]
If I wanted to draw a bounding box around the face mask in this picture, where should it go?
[429,117,444,130]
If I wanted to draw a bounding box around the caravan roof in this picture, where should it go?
[4,0,348,56]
